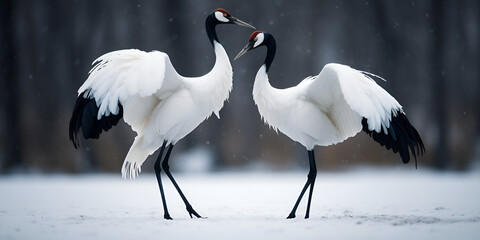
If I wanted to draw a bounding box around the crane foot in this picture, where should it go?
[187,206,203,218]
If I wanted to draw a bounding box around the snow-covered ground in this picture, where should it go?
[1,169,479,240]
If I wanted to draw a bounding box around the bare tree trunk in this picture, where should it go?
[474,1,480,167]
[0,0,23,172]
[432,0,449,170]
[373,0,402,94]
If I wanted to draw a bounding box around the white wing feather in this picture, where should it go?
[77,49,185,178]
[307,63,403,135]
[78,49,180,120]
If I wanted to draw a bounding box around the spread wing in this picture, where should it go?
[78,49,181,119]
[69,49,182,147]
[306,63,424,165]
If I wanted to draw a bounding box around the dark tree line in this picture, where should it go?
[0,0,478,174]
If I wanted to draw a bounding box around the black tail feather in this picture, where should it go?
[69,90,123,149]
[362,112,425,168]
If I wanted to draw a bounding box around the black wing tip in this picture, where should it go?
[69,132,79,149]
[69,94,83,149]
[362,111,425,167]
[68,91,123,149]
[69,128,79,149]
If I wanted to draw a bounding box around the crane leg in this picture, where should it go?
[287,150,317,219]
[162,144,203,218]
[304,150,317,219]
[154,141,172,220]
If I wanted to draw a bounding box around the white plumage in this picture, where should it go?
[77,42,232,179]
[80,50,170,119]
[235,31,424,219]
[69,8,255,219]
[253,63,403,150]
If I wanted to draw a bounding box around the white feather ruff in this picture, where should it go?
[121,161,142,179]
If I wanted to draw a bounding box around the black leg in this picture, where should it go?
[162,144,203,218]
[304,150,317,219]
[154,141,172,220]
[287,150,317,219]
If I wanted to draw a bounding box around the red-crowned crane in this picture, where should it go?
[235,31,425,219]
[69,9,255,220]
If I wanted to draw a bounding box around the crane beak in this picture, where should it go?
[230,17,256,29]
[234,41,254,61]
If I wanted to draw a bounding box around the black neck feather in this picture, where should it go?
[263,33,276,72]
[205,14,219,46]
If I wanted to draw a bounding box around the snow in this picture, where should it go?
[1,169,479,240]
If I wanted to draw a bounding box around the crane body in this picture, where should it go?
[69,9,255,219]
[235,31,425,219]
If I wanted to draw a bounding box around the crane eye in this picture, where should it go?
[254,37,258,41]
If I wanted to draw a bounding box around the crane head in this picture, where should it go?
[234,31,265,60]
[212,8,255,29]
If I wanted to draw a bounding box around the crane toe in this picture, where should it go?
[187,205,203,219]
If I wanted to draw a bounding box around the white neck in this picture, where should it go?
[189,41,233,118]
[253,64,274,106]
[252,64,284,133]
[208,41,232,83]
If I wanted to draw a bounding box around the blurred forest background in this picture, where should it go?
[0,0,479,174]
